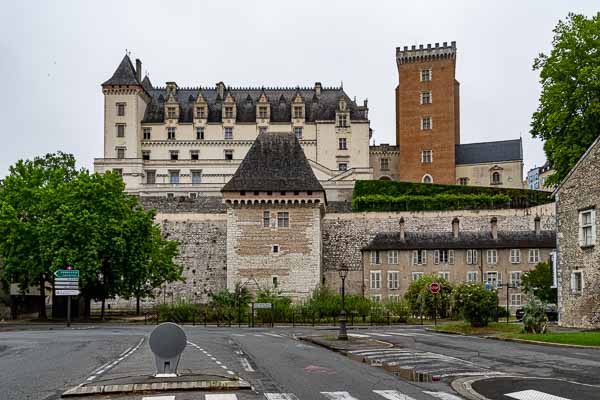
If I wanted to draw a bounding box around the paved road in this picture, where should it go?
[0,324,599,400]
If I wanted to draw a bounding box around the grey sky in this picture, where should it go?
[1,0,597,177]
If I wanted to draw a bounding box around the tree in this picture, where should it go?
[530,12,600,186]
[452,283,498,327]
[521,261,557,304]
[0,152,79,319]
[404,275,452,320]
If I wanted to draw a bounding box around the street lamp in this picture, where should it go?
[338,264,349,340]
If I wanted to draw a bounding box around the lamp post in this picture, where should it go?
[338,265,349,340]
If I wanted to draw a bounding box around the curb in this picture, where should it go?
[424,328,470,336]
[482,335,600,350]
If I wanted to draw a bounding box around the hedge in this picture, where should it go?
[352,181,552,212]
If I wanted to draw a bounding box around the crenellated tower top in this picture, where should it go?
[396,41,456,65]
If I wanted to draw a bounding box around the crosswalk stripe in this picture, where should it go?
[142,396,175,400]
[264,393,300,400]
[349,348,395,354]
[321,392,360,400]
[352,350,411,356]
[423,391,464,399]
[205,395,238,400]
[373,390,418,399]
[505,390,572,400]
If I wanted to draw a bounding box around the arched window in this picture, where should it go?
[379,176,391,181]
[491,171,501,185]
[422,174,433,184]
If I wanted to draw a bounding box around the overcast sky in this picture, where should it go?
[1,1,597,177]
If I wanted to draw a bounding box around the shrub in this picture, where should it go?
[404,275,452,319]
[157,301,199,323]
[384,298,410,322]
[452,283,498,327]
[522,297,548,334]
[256,289,292,322]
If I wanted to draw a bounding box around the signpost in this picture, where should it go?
[429,282,440,326]
[250,303,273,328]
[54,267,80,327]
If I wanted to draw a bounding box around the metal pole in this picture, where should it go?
[434,294,437,326]
[506,284,510,324]
[251,303,255,328]
[238,290,241,328]
[67,295,71,328]
[338,276,348,340]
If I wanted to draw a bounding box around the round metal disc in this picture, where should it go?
[149,322,187,358]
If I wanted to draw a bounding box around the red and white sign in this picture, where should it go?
[429,282,441,294]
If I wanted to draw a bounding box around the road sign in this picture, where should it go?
[55,283,79,289]
[253,302,272,309]
[149,322,187,377]
[55,277,79,282]
[56,289,80,296]
[429,282,441,294]
[54,269,80,278]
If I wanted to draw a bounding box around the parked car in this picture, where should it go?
[515,304,558,322]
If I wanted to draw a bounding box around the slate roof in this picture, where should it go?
[455,139,522,165]
[102,55,141,86]
[363,230,556,251]
[141,86,367,123]
[222,132,324,193]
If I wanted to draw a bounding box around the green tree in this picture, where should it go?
[404,275,452,320]
[531,12,600,186]
[452,283,498,327]
[521,261,557,304]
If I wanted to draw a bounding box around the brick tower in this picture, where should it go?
[395,42,460,184]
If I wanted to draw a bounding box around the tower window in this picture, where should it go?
[224,127,233,140]
[116,148,125,159]
[224,150,233,160]
[421,150,432,163]
[380,158,389,170]
[191,170,202,184]
[294,127,303,140]
[224,106,233,119]
[196,127,204,140]
[196,107,205,119]
[420,69,432,82]
[170,151,179,160]
[294,106,303,119]
[338,137,347,150]
[259,106,268,119]
[190,150,199,160]
[142,150,150,160]
[116,103,126,116]
[421,91,432,104]
[263,211,270,227]
[422,174,433,184]
[143,127,152,140]
[167,107,177,119]
[272,245,279,254]
[277,212,289,228]
[167,127,176,140]
[145,170,156,184]
[421,116,432,130]
[169,170,180,184]
[116,124,125,138]
[337,114,348,127]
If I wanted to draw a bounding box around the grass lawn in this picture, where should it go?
[432,321,523,335]
[498,332,600,347]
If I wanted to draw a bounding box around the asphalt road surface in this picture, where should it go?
[0,323,598,400]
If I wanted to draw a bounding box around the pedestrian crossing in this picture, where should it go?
[142,390,462,399]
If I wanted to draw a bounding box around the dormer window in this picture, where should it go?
[491,171,502,185]
[167,107,177,119]
[338,114,348,128]
[294,106,303,119]
[259,106,268,119]
[167,127,176,140]
[196,107,206,119]
[225,107,233,119]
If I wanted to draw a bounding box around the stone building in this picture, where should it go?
[527,161,555,191]
[555,135,600,328]
[454,140,523,188]
[94,55,372,201]
[370,144,400,180]
[222,132,326,301]
[361,216,555,310]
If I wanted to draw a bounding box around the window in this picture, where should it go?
[259,106,268,119]
[439,271,450,280]
[294,106,303,119]
[511,271,521,288]
[528,249,540,264]
[370,271,381,289]
[259,127,267,134]
[467,271,478,283]
[370,251,381,265]
[167,127,176,140]
[421,91,431,104]
[412,250,427,265]
[143,127,152,140]
[338,163,348,171]
[434,250,452,264]
[421,150,432,163]
[191,170,202,184]
[486,271,502,288]
[190,192,197,199]
[338,114,348,127]
[339,138,347,150]
[380,158,389,170]
[196,127,204,140]
[467,249,479,265]
[389,294,400,302]
[272,245,279,254]
[167,107,177,119]
[422,174,433,184]
[458,177,469,186]
[412,272,424,281]
[142,150,150,161]
[190,150,199,160]
[421,116,432,130]
[224,150,233,160]
[388,271,399,289]
[170,151,179,161]
[571,271,583,294]
[510,249,521,264]
[169,170,180,184]
[491,171,502,185]
[294,127,303,140]
[580,209,596,247]
[510,294,523,306]
[277,212,289,228]
[116,124,125,138]
[487,249,498,264]
[388,250,398,264]
[224,127,233,140]
[116,103,126,116]
[272,276,279,287]
[167,193,174,199]
[196,107,205,119]
[224,106,233,119]
[116,148,125,159]
[371,295,382,303]
[113,168,122,176]
[145,170,156,184]
[420,69,431,82]
[263,211,270,228]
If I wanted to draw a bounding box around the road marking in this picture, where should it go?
[232,333,246,337]
[86,375,96,381]
[118,346,132,357]
[264,394,300,400]
[437,371,505,378]
[227,370,235,375]
[368,333,393,337]
[422,391,464,400]
[142,396,175,400]
[347,333,370,338]
[505,390,572,400]
[349,348,395,354]
[373,390,417,399]
[221,365,228,369]
[205,395,238,400]
[321,392,360,400]
[240,357,255,372]
[264,332,283,337]
[254,334,264,337]
[86,337,144,380]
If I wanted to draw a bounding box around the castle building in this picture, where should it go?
[372,42,524,188]
[94,55,372,201]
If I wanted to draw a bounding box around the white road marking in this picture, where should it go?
[349,348,395,354]
[227,370,235,375]
[205,395,238,400]
[232,334,245,337]
[373,390,417,400]
[505,390,572,400]
[240,357,255,372]
[119,346,132,357]
[216,360,222,365]
[368,333,393,337]
[347,333,370,338]
[422,391,464,400]
[385,332,432,337]
[264,394,300,400]
[142,396,175,400]
[86,375,96,381]
[85,337,144,382]
[264,332,282,338]
[321,392,360,400]
[437,371,505,378]
[254,334,264,337]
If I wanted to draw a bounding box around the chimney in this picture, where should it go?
[452,218,460,239]
[534,216,541,235]
[135,59,142,82]
[491,217,498,240]
[216,82,225,99]
[399,217,405,241]
[314,82,322,96]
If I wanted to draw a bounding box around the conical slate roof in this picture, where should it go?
[102,55,140,86]
[141,75,153,91]
[222,132,324,193]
